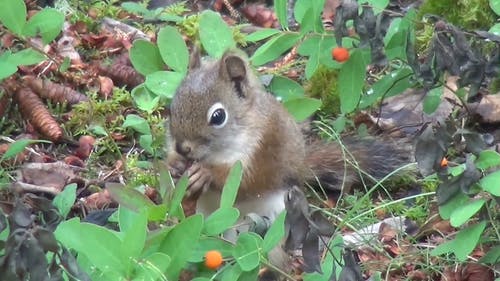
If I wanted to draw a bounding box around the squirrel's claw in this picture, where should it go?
[185,163,212,198]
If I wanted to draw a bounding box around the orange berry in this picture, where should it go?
[332,47,350,62]
[440,157,448,167]
[204,250,223,270]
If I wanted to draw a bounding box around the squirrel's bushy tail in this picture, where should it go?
[304,138,412,192]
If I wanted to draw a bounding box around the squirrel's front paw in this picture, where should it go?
[185,162,212,198]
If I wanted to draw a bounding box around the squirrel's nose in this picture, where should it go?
[175,141,192,157]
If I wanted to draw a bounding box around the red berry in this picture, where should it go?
[332,47,350,62]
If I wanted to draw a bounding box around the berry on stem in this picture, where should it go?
[204,250,223,270]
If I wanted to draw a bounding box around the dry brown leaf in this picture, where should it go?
[241,4,279,28]
[469,94,500,123]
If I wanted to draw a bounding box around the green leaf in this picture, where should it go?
[360,67,413,108]
[431,221,486,261]
[139,134,153,154]
[365,0,389,14]
[0,52,19,80]
[122,114,151,135]
[199,10,235,58]
[157,26,189,74]
[23,8,64,44]
[121,2,149,14]
[105,182,155,212]
[119,207,147,260]
[245,28,280,42]
[490,0,500,16]
[90,125,108,136]
[134,252,171,281]
[10,48,46,66]
[284,97,322,122]
[423,86,443,114]
[438,192,469,220]
[274,0,288,29]
[450,199,485,227]
[55,218,128,274]
[479,170,500,196]
[475,150,500,170]
[190,237,234,263]
[250,33,301,66]
[145,71,184,99]
[479,245,500,264]
[131,84,160,113]
[338,49,367,113]
[268,75,304,101]
[52,183,77,218]
[159,214,203,281]
[233,232,262,271]
[0,139,50,161]
[203,207,240,235]
[0,0,26,35]
[489,23,500,35]
[220,161,243,209]
[262,211,286,252]
[130,40,165,76]
[168,176,188,219]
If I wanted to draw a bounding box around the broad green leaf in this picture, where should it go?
[431,221,486,261]
[423,86,443,114]
[220,161,243,209]
[479,245,500,264]
[237,268,259,281]
[160,214,203,281]
[199,10,235,58]
[23,8,64,44]
[245,28,280,42]
[365,0,389,14]
[106,182,155,212]
[489,23,500,35]
[0,0,26,35]
[203,207,240,235]
[90,125,108,136]
[139,134,153,154]
[190,237,234,263]
[450,199,485,227]
[268,75,304,101]
[134,252,171,281]
[119,207,147,260]
[0,139,51,161]
[274,0,288,29]
[490,0,500,16]
[479,170,500,196]
[262,211,286,252]
[338,49,367,113]
[250,33,301,66]
[220,264,243,281]
[122,114,151,135]
[438,192,469,220]
[284,97,322,122]
[233,232,262,271]
[131,84,160,113]
[157,26,189,74]
[360,67,413,108]
[144,71,184,99]
[55,218,128,274]
[294,0,325,33]
[475,150,500,170]
[53,183,77,218]
[0,52,19,80]
[130,40,165,76]
[10,48,46,66]
[121,2,149,14]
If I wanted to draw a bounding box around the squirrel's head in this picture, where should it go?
[168,50,262,164]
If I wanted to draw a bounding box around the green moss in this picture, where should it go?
[418,0,496,30]
[305,66,341,116]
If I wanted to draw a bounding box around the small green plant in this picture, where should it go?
[0,0,64,80]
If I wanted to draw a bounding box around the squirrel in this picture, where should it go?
[166,49,409,222]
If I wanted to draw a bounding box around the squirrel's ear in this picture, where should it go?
[188,46,201,70]
[220,52,247,82]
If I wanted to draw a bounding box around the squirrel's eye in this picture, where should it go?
[207,102,228,128]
